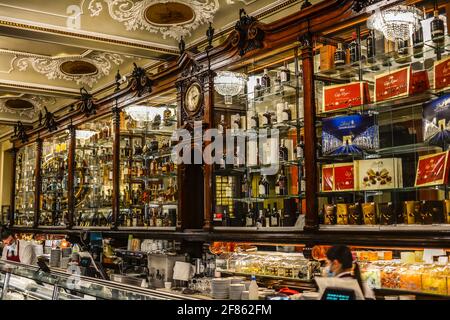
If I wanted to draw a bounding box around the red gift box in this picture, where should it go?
[415,151,450,187]
[334,163,355,191]
[321,164,334,192]
[434,56,450,91]
[322,81,371,112]
[375,66,410,102]
[410,70,430,95]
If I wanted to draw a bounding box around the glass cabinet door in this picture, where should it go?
[212,45,305,228]
[118,92,178,229]
[40,132,70,227]
[313,3,450,229]
[14,143,36,227]
[74,115,113,228]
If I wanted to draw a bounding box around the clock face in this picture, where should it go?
[185,83,201,113]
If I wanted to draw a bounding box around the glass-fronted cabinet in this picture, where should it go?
[14,143,36,227]
[74,115,113,228]
[314,2,450,230]
[40,132,70,227]
[212,44,305,229]
[118,92,178,229]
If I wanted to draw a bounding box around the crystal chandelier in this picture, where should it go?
[75,130,96,140]
[214,71,248,105]
[368,5,423,41]
[124,105,164,122]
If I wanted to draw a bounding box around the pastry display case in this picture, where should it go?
[314,2,450,231]
[0,260,202,300]
[118,91,178,229]
[212,44,305,229]
[73,115,114,228]
[14,143,36,227]
[39,132,70,227]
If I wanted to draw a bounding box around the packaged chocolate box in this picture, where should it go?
[336,203,349,225]
[377,202,396,225]
[355,158,403,191]
[362,202,377,225]
[324,204,337,225]
[420,200,444,224]
[348,203,362,225]
[322,114,379,156]
[423,94,450,147]
[415,151,450,187]
[403,201,421,225]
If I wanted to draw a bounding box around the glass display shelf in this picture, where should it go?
[14,143,36,227]
[233,194,304,203]
[319,224,450,232]
[315,35,450,80]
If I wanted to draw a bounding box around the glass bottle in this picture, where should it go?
[349,32,360,64]
[366,30,376,63]
[134,140,143,156]
[274,71,282,95]
[262,107,272,127]
[245,204,255,227]
[258,175,269,197]
[412,14,424,58]
[254,78,262,102]
[279,139,289,162]
[275,168,287,196]
[261,68,271,94]
[334,43,346,67]
[264,205,271,227]
[271,203,280,227]
[296,137,304,160]
[256,209,264,228]
[431,9,445,45]
[242,173,250,197]
[281,102,292,122]
[124,139,132,158]
[150,137,159,152]
[218,114,226,135]
[250,111,259,129]
[280,62,291,83]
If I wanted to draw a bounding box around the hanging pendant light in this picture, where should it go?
[214,71,248,105]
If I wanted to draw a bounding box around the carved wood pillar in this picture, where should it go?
[34,138,42,228]
[67,125,76,228]
[300,33,319,231]
[9,147,17,227]
[112,106,121,230]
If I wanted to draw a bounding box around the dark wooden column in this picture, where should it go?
[111,106,121,230]
[446,2,450,35]
[203,70,215,232]
[67,125,76,228]
[300,32,319,231]
[9,147,17,227]
[34,138,42,228]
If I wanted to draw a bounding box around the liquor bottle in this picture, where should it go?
[279,139,289,162]
[280,62,291,83]
[275,168,287,196]
[431,9,445,45]
[222,208,228,227]
[296,137,304,160]
[256,209,264,228]
[108,166,113,181]
[218,114,226,135]
[150,137,159,152]
[412,14,424,58]
[233,146,243,168]
[271,203,280,227]
[258,175,269,197]
[396,39,411,63]
[274,72,282,95]
[242,173,250,197]
[134,140,143,156]
[281,102,292,122]
[150,158,158,175]
[265,205,271,227]
[261,107,272,127]
[254,78,262,102]
[232,114,241,130]
[124,139,132,158]
[349,32,360,64]
[123,161,129,179]
[261,68,271,94]
[334,43,346,67]
[245,204,255,227]
[366,30,376,63]
[156,207,163,227]
[250,111,259,129]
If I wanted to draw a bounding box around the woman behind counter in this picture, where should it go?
[1,228,36,265]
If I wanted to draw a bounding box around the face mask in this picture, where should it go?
[6,241,17,257]
[323,266,335,277]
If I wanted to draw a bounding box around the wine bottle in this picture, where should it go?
[258,175,269,197]
[256,209,264,228]
[366,30,376,63]
[250,111,259,129]
[349,32,360,64]
[274,71,282,95]
[265,204,271,227]
[261,107,272,127]
[334,43,346,67]
[254,78,263,102]
[431,9,445,45]
[412,13,424,58]
[245,204,255,227]
[261,68,271,94]
[271,203,280,227]
[218,114,226,135]
[279,139,289,162]
[281,102,292,122]
[280,62,291,83]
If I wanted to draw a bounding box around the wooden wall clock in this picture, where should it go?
[184,82,203,116]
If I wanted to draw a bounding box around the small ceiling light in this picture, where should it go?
[124,105,165,122]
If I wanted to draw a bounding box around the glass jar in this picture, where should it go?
[422,263,447,295]
[360,261,381,289]
[380,261,401,289]
[399,263,423,292]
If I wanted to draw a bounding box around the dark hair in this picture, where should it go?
[326,245,365,296]
[1,228,13,241]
